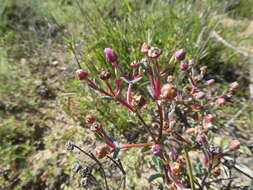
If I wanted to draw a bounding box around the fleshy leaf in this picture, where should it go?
[148,173,163,183]
[120,77,131,84]
[130,77,142,84]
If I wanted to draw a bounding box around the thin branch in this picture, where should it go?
[184,148,196,190]
[69,43,82,69]
[106,156,126,175]
[224,103,248,127]
[73,145,109,190]
[210,30,250,57]
[135,111,158,143]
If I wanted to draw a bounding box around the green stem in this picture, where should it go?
[184,148,196,190]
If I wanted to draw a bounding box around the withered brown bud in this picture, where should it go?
[90,122,102,132]
[151,122,160,129]
[147,47,162,58]
[163,121,170,129]
[185,128,196,135]
[99,70,111,80]
[133,93,146,109]
[161,84,177,100]
[183,85,192,94]
[96,146,110,159]
[176,155,185,164]
[212,166,221,177]
[85,114,96,124]
[171,162,183,176]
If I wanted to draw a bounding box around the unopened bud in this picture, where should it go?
[133,93,146,109]
[200,66,208,73]
[76,69,89,80]
[141,42,150,54]
[206,79,215,86]
[194,91,205,99]
[168,149,178,160]
[104,48,118,63]
[161,84,177,100]
[99,70,111,80]
[183,86,192,94]
[163,121,170,129]
[151,122,160,129]
[180,62,189,71]
[188,59,195,66]
[229,140,240,150]
[216,97,226,106]
[196,134,205,145]
[171,162,182,176]
[212,166,221,177]
[90,122,102,132]
[185,128,196,135]
[174,49,186,60]
[96,146,110,159]
[203,155,209,167]
[85,114,96,124]
[167,75,174,83]
[151,144,162,155]
[230,81,239,90]
[204,114,213,123]
[147,47,162,58]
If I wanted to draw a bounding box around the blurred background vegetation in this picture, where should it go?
[0,0,253,189]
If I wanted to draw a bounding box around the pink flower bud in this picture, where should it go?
[229,140,240,150]
[151,144,162,155]
[76,69,89,80]
[180,62,189,70]
[204,114,213,123]
[203,155,209,167]
[196,134,205,145]
[194,91,205,99]
[168,149,178,160]
[206,79,215,86]
[200,66,208,73]
[216,97,226,106]
[141,42,150,54]
[188,59,195,66]
[174,49,186,60]
[230,81,239,90]
[104,48,118,63]
[167,75,174,83]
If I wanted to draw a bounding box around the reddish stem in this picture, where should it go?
[115,78,121,95]
[155,77,161,99]
[87,79,113,97]
[120,142,155,149]
[105,81,115,96]
[116,97,136,113]
[127,83,133,104]
[157,103,163,142]
[149,73,156,97]
[160,67,170,76]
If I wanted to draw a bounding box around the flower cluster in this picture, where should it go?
[71,43,242,189]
